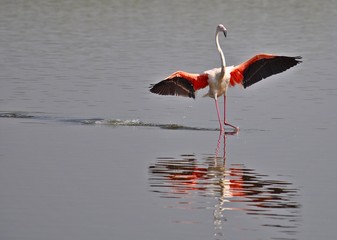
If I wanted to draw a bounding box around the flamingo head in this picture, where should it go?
[216,24,227,37]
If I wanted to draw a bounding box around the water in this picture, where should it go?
[1,0,337,239]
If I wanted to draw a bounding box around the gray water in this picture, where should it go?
[1,0,337,239]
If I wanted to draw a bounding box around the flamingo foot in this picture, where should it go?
[218,123,225,133]
[224,122,239,132]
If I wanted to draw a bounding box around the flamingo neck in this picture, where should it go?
[215,31,226,75]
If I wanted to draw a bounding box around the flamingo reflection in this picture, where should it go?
[148,132,301,239]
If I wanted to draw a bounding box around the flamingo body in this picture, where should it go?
[150,55,301,99]
[203,66,234,98]
[150,24,302,131]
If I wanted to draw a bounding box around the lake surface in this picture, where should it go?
[1,0,337,239]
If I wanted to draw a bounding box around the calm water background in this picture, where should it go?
[1,0,337,239]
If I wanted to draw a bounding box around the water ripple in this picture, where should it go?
[0,111,218,131]
[148,154,301,239]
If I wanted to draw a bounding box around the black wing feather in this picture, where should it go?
[243,56,302,88]
[149,77,195,99]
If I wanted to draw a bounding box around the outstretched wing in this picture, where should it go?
[150,76,196,98]
[230,54,302,88]
[149,71,209,99]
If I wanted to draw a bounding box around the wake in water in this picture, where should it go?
[0,111,218,131]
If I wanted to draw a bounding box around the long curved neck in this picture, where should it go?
[215,31,226,75]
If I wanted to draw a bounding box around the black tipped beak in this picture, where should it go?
[223,30,227,37]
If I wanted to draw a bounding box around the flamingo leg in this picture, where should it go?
[224,95,239,132]
[214,97,224,132]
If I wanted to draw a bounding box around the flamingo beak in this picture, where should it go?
[223,30,227,37]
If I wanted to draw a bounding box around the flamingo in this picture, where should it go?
[150,24,302,132]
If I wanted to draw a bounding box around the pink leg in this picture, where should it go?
[224,95,239,131]
[214,98,224,132]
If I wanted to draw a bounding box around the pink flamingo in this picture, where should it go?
[150,24,302,132]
